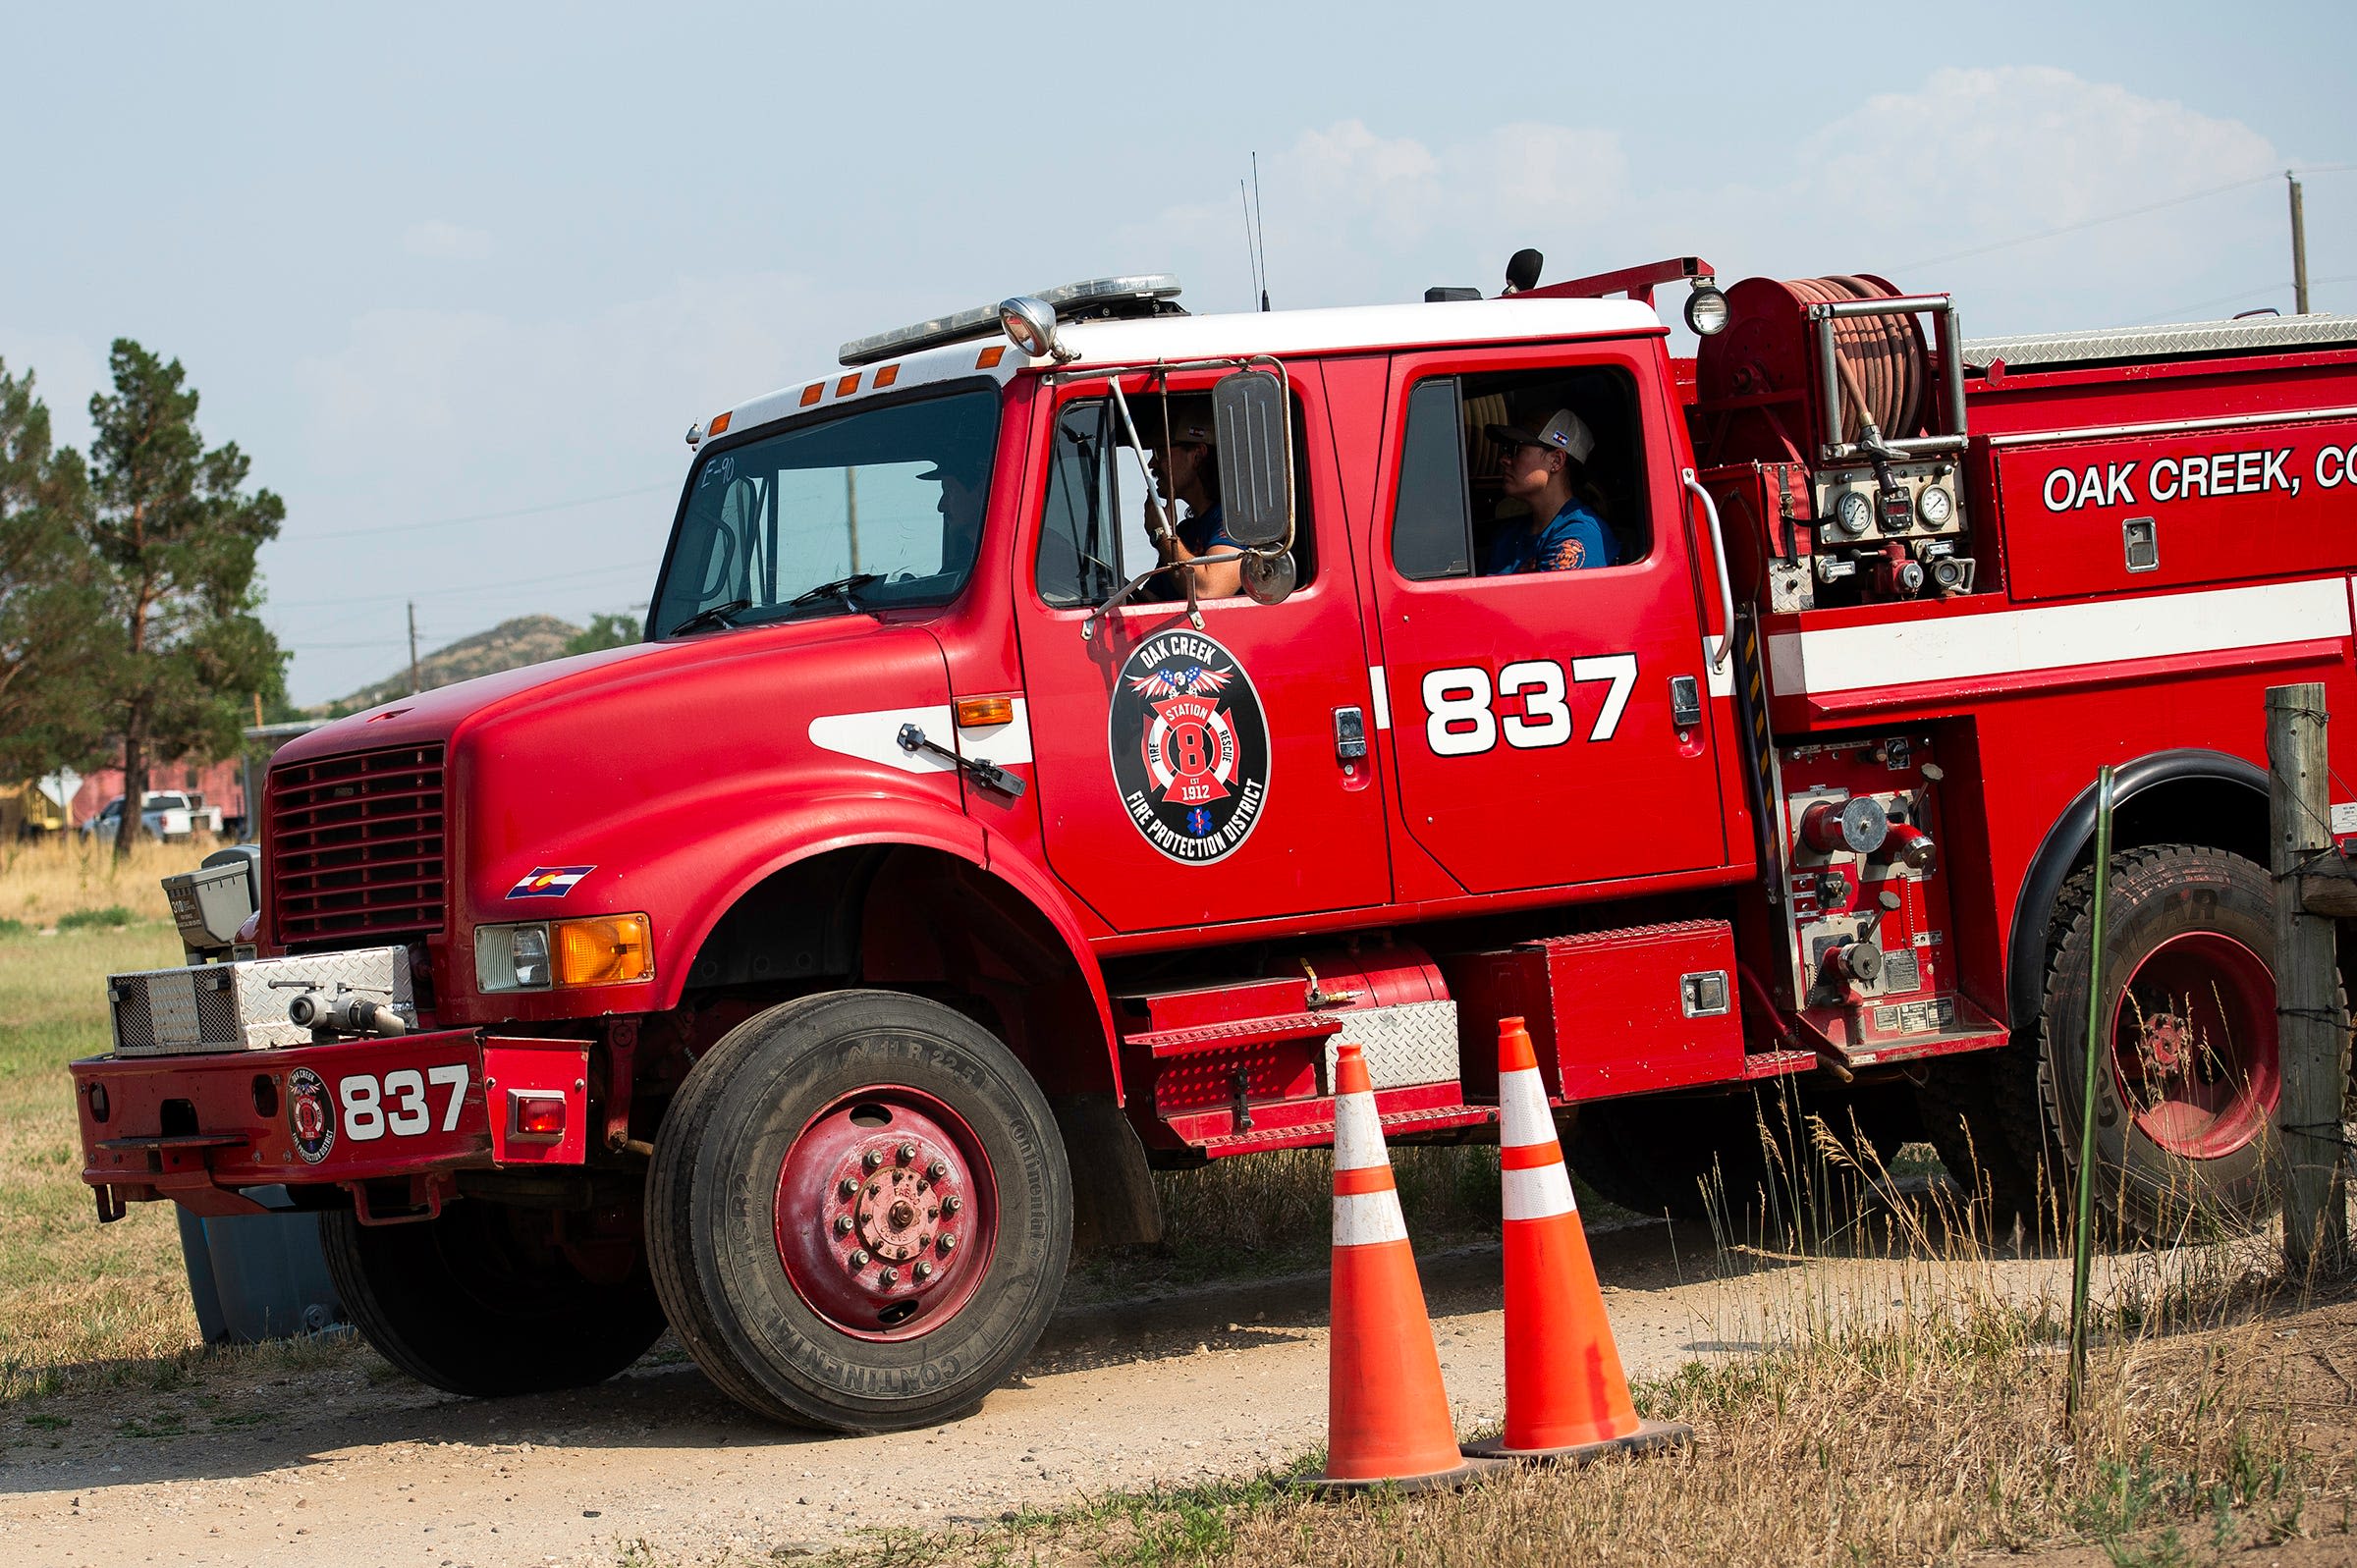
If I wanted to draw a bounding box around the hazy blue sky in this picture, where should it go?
[4,2,2351,703]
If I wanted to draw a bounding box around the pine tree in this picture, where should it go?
[0,358,109,783]
[86,341,285,859]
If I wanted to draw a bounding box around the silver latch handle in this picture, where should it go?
[1683,469,1735,673]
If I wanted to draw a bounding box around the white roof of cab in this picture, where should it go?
[719,296,1662,438]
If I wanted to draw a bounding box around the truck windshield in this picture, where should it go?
[652,386,1000,638]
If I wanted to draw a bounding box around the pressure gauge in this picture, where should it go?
[1835,491,1874,537]
[1919,484,1954,527]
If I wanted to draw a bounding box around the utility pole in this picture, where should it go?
[2290,171,2311,315]
[408,601,421,695]
[2268,682,2350,1278]
[845,467,861,573]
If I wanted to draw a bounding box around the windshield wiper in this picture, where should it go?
[668,598,751,637]
[789,573,882,612]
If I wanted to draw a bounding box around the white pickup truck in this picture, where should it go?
[80,790,224,843]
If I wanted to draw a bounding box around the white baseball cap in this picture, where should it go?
[1486,407,1596,464]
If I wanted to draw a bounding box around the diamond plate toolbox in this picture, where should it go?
[105,946,416,1055]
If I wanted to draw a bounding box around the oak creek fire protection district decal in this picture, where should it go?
[1108,629,1271,864]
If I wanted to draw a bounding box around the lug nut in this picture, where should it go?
[913,1261,932,1281]
[835,1215,854,1235]
[879,1267,899,1287]
[896,1142,917,1164]
[938,1233,957,1254]
[838,1177,857,1200]
[849,1249,869,1269]
[926,1157,950,1181]
[943,1194,963,1217]
[861,1150,882,1172]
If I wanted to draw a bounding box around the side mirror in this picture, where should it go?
[1210,369,1291,551]
[999,297,1069,362]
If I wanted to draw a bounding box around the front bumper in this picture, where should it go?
[73,1029,591,1219]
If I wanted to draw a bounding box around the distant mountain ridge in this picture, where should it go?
[313,615,584,717]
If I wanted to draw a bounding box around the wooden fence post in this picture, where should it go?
[2267,682,2350,1277]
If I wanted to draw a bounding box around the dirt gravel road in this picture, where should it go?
[1,1217,2098,1567]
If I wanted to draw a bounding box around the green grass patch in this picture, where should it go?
[54,905,137,932]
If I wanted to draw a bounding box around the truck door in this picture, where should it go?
[1014,364,1392,932]
[1368,344,1734,894]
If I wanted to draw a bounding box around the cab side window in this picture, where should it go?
[1390,365,1651,580]
[1035,394,1316,606]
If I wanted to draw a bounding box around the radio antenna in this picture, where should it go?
[1238,179,1261,310]
[1250,151,1271,311]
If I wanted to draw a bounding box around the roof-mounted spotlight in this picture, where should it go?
[999,296,1075,363]
[1685,279,1731,336]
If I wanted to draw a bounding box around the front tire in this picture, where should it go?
[320,1199,667,1396]
[647,991,1072,1433]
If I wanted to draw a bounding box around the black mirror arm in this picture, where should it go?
[1079,550,1247,640]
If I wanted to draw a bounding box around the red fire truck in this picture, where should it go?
[73,259,2357,1432]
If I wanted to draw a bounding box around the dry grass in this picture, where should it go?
[794,1284,2353,1568]
[0,923,208,1401]
[0,832,218,931]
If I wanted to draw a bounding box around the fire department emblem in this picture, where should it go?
[1109,630,1270,864]
[287,1067,336,1165]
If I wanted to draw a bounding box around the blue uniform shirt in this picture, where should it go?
[1487,500,1616,574]
[1178,502,1234,556]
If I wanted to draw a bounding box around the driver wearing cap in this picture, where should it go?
[1483,408,1617,574]
[1146,402,1242,600]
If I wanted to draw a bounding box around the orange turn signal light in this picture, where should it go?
[552,912,653,987]
[956,696,1014,728]
[707,410,732,437]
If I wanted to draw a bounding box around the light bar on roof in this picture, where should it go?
[838,274,1183,367]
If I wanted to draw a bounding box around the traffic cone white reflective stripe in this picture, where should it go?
[1305,1041,1479,1493]
[1467,1017,1691,1466]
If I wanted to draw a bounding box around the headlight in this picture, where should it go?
[474,914,653,994]
[476,923,552,993]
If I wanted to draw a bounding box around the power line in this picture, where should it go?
[2125,272,2357,326]
[262,559,657,611]
[274,482,676,546]
[1897,163,2357,273]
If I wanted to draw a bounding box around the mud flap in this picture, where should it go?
[1050,1093,1163,1249]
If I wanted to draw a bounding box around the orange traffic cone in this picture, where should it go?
[1305,1042,1483,1493]
[1464,1017,1691,1465]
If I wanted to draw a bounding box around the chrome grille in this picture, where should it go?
[268,744,447,946]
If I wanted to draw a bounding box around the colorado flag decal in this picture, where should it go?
[507,865,596,899]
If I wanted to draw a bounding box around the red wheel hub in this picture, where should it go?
[2108,931,2279,1160]
[772,1089,997,1341]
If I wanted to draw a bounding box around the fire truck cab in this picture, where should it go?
[74,262,2357,1433]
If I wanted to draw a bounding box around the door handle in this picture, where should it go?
[1333,706,1368,764]
[1670,676,1703,730]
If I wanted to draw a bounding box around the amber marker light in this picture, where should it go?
[975,345,1007,368]
[707,410,732,437]
[800,383,825,407]
[837,373,861,397]
[873,363,900,388]
[552,913,653,987]
[956,696,1014,728]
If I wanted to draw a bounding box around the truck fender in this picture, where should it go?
[659,794,1124,1103]
[2005,747,2268,1032]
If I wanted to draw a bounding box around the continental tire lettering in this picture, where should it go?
[1422,653,1641,754]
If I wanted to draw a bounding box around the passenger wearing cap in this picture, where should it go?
[1146,402,1242,600]
[1484,408,1617,574]
[924,461,985,573]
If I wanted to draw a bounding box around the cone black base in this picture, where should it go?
[1290,1454,1505,1495]
[1462,1418,1693,1467]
